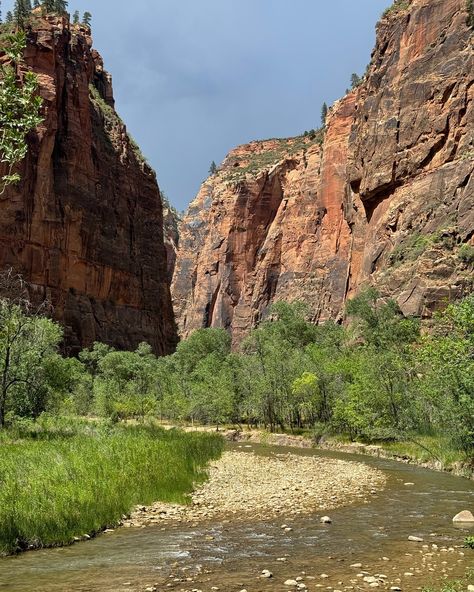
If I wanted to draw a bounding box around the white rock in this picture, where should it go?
[453,510,474,523]
[261,570,273,578]
[408,536,424,542]
[363,576,377,583]
[467,586,474,592]
[350,563,362,568]
[284,580,298,587]
[320,516,332,524]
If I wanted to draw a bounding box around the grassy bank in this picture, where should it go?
[0,417,223,555]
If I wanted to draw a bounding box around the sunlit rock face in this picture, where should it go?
[0,15,177,354]
[172,0,474,342]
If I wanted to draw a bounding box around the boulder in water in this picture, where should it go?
[452,510,474,523]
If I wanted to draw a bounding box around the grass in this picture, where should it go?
[422,568,474,592]
[373,433,473,478]
[0,417,223,555]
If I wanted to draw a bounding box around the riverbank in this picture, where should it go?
[166,425,474,480]
[0,420,223,555]
[124,449,386,527]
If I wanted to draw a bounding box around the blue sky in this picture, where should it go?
[18,1,391,210]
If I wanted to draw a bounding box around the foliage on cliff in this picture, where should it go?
[0,31,43,192]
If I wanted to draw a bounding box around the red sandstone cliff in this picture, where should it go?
[172,0,474,341]
[0,15,177,354]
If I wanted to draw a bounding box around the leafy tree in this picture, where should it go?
[94,343,158,421]
[209,160,218,175]
[416,296,474,452]
[82,11,91,27]
[321,102,328,127]
[33,0,40,8]
[5,10,13,23]
[0,31,43,192]
[72,9,79,24]
[0,271,62,426]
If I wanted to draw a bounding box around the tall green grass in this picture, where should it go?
[0,418,223,554]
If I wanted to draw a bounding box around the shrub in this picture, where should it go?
[383,0,410,17]
[458,243,474,265]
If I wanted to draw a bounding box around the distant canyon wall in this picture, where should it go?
[172,0,474,342]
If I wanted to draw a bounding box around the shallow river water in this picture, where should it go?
[1,444,473,592]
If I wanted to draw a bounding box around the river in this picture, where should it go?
[1,444,473,591]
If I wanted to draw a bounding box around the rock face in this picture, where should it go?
[0,15,177,354]
[172,0,474,341]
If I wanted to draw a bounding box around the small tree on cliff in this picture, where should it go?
[82,11,91,26]
[320,102,328,127]
[0,31,43,192]
[41,0,54,13]
[53,0,68,14]
[13,0,32,28]
[209,161,218,175]
[350,73,362,89]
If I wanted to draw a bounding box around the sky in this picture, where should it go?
[11,0,391,211]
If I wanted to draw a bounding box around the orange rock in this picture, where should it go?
[0,15,177,354]
[172,0,474,342]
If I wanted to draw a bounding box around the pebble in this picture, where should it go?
[261,570,272,578]
[284,580,298,586]
[408,536,424,542]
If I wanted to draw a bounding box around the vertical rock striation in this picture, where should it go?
[0,15,177,354]
[172,0,474,341]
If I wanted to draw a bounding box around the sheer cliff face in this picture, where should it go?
[173,0,474,341]
[0,16,177,354]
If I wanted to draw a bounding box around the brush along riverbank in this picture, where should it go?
[124,449,386,527]
[0,419,223,555]
[163,425,474,480]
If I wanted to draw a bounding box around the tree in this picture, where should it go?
[0,31,43,192]
[13,0,31,28]
[33,0,40,8]
[82,11,91,27]
[53,0,67,13]
[0,271,62,427]
[5,10,13,23]
[351,73,362,89]
[209,161,218,175]
[72,9,79,24]
[42,0,55,12]
[321,102,328,127]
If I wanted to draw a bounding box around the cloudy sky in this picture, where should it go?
[20,1,390,210]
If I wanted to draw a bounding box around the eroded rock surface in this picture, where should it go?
[172,0,474,341]
[0,15,177,354]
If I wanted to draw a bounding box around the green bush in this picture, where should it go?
[383,0,410,17]
[458,243,474,265]
[465,536,474,549]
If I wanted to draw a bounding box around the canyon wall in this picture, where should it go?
[0,15,177,354]
[172,0,474,341]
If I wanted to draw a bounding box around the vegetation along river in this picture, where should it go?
[0,443,473,592]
